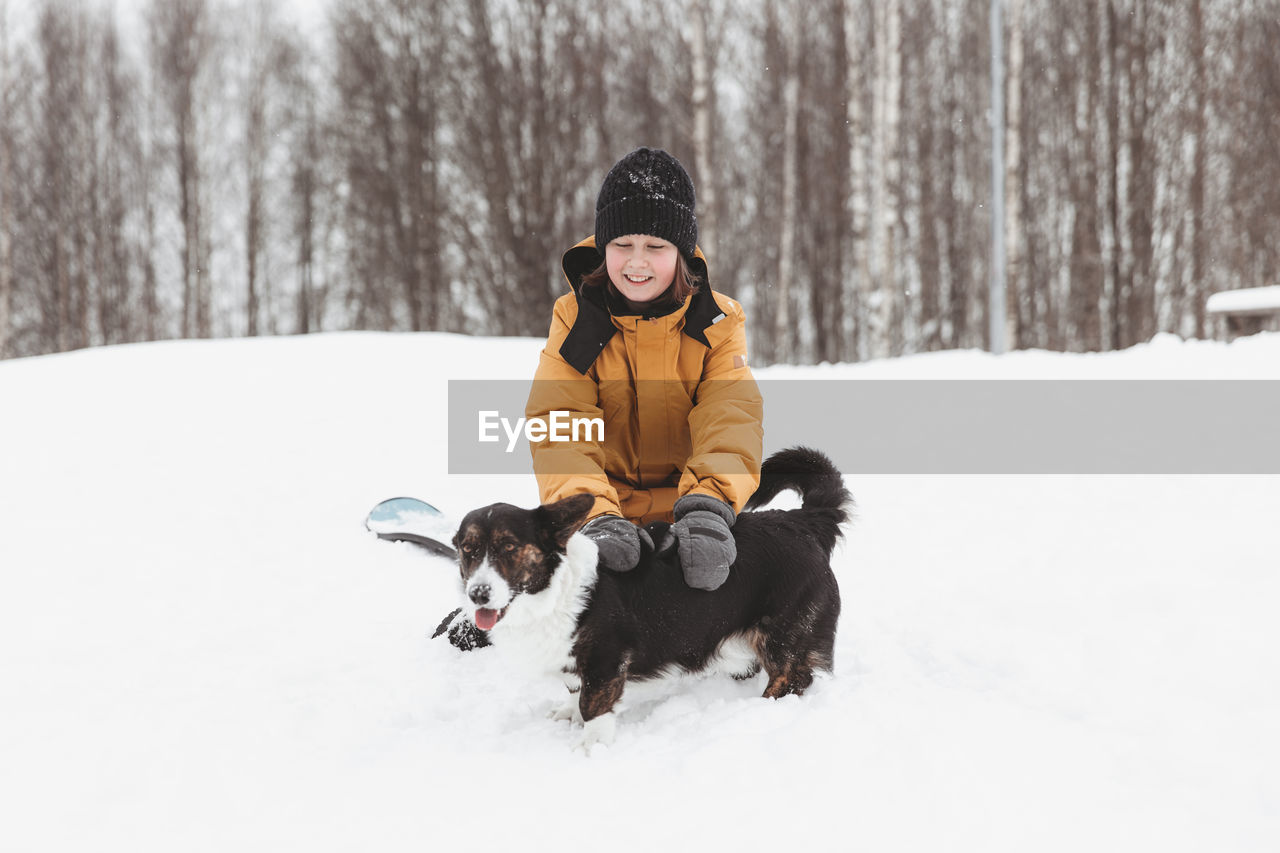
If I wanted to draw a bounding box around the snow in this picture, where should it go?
[1206,285,1280,316]
[2,331,1279,852]
[762,331,1280,378]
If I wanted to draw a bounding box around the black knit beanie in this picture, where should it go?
[594,147,698,262]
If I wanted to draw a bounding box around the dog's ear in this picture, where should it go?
[538,493,595,549]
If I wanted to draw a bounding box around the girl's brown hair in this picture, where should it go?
[580,252,703,307]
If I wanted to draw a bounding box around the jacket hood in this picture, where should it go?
[556,236,726,374]
[561,234,711,297]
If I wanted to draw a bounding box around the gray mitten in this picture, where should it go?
[671,495,737,591]
[581,514,654,572]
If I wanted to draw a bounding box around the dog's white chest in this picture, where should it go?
[487,532,598,677]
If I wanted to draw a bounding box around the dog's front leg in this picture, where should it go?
[550,672,583,724]
[574,660,626,755]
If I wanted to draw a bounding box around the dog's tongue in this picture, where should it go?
[475,608,500,631]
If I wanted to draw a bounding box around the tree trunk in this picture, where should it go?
[244,3,269,337]
[1186,0,1207,338]
[0,0,11,358]
[845,0,869,360]
[1069,0,1103,351]
[152,0,211,340]
[817,0,849,364]
[1105,0,1123,349]
[196,170,211,338]
[1125,0,1155,346]
[775,0,801,361]
[178,88,195,337]
[869,0,900,359]
[294,69,316,335]
[1004,0,1024,349]
[99,17,132,346]
[690,0,716,262]
[942,11,968,351]
[141,60,160,343]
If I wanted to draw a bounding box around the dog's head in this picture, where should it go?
[451,493,595,631]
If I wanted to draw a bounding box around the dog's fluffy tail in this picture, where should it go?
[743,447,853,552]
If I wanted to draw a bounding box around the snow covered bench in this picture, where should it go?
[1206,286,1280,340]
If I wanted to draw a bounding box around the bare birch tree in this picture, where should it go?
[0,0,13,358]
[1004,0,1023,348]
[1067,1,1103,352]
[868,0,900,358]
[242,0,272,337]
[1123,0,1157,347]
[689,0,717,262]
[149,0,215,339]
[32,3,88,352]
[275,33,324,335]
[454,0,613,335]
[774,0,801,360]
[332,0,448,333]
[93,11,143,347]
[137,39,162,343]
[845,0,870,360]
[1184,0,1207,337]
[1,0,1277,361]
[801,0,853,364]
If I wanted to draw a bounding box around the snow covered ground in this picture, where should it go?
[2,331,1278,852]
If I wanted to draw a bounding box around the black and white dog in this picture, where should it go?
[448,447,851,750]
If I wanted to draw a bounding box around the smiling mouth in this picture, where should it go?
[623,274,652,284]
[474,606,508,631]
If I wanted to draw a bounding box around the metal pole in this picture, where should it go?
[989,0,1007,355]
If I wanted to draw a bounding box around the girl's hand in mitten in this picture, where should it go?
[581,514,653,572]
[670,495,736,591]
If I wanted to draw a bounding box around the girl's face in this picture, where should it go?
[604,234,678,304]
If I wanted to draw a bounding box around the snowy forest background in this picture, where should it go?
[0,0,1277,365]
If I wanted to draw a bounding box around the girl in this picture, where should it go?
[525,147,763,592]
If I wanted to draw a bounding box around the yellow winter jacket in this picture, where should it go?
[526,236,763,525]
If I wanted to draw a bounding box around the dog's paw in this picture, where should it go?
[549,695,583,724]
[572,712,616,756]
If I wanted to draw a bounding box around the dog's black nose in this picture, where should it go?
[469,584,491,606]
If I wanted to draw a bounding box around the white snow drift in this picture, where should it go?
[1,331,1277,852]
